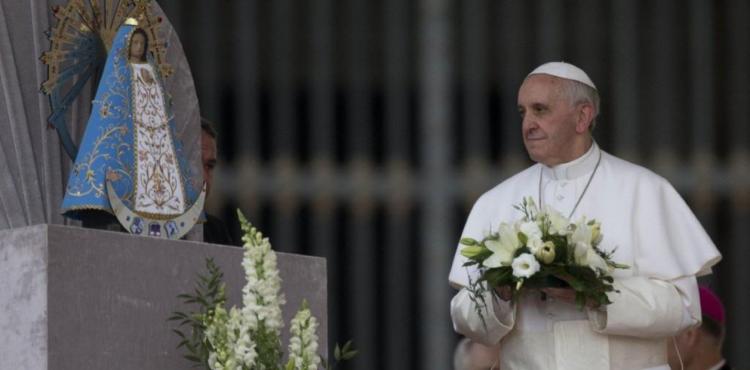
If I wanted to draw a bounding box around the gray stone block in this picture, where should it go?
[0,224,327,370]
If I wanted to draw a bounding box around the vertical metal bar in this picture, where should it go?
[270,0,298,254]
[235,0,260,161]
[726,0,750,366]
[497,0,527,173]
[570,0,604,92]
[233,0,262,220]
[346,1,377,369]
[688,0,716,232]
[727,203,750,367]
[461,0,489,162]
[308,0,338,357]
[195,1,220,122]
[610,0,639,161]
[419,0,454,368]
[384,0,413,367]
[648,0,680,177]
[536,0,564,61]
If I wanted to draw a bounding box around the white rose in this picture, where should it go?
[511,253,541,278]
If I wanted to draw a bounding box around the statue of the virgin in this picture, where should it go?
[61,18,203,237]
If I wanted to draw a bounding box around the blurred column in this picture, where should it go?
[536,0,564,61]
[460,0,491,202]
[234,0,261,222]
[571,0,605,123]
[345,0,377,369]
[610,0,639,161]
[497,0,527,175]
[726,0,750,367]
[688,0,716,233]
[307,0,339,357]
[384,0,414,368]
[419,0,454,368]
[270,0,299,254]
[195,1,220,123]
[648,0,680,179]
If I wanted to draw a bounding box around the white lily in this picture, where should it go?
[519,220,542,241]
[482,223,521,268]
[544,206,570,235]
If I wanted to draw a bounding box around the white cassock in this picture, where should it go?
[449,142,721,370]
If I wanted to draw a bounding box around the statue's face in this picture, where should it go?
[129,33,146,61]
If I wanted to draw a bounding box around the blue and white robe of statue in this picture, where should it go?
[61,23,198,219]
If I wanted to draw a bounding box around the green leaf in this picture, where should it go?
[285,359,296,370]
[341,349,358,360]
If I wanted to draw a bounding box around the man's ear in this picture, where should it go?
[575,103,594,134]
[682,327,700,347]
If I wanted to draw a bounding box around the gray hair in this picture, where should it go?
[559,79,600,131]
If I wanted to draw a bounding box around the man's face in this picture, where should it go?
[517,74,581,166]
[201,131,217,197]
[129,33,146,61]
[667,329,696,369]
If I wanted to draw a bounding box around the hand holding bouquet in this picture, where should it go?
[460,198,628,309]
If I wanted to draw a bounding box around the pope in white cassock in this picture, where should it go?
[449,62,722,370]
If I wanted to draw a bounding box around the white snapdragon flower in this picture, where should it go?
[241,231,286,337]
[483,223,520,268]
[511,253,540,278]
[287,301,321,370]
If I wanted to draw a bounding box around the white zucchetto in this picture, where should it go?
[528,61,597,90]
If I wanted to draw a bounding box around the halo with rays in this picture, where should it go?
[41,0,172,160]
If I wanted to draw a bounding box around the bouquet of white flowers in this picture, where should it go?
[460,197,628,309]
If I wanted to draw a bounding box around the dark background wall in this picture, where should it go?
[158,0,749,369]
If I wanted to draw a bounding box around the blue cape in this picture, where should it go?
[61,24,198,219]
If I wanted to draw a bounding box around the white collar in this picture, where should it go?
[708,359,727,370]
[541,142,599,181]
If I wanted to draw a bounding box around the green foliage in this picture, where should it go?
[254,322,283,370]
[321,341,358,370]
[169,257,226,367]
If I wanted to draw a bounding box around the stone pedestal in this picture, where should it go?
[0,224,327,370]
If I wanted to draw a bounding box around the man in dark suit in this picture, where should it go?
[201,118,238,246]
[668,285,731,370]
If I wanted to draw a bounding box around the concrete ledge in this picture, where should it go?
[0,224,327,370]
